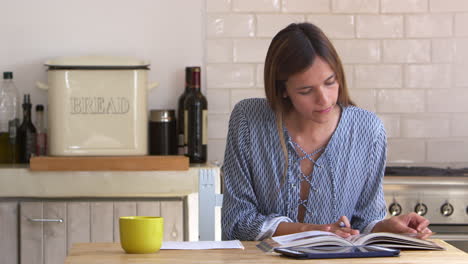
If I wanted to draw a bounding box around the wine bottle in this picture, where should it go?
[18,94,36,163]
[183,67,207,163]
[0,72,19,164]
[177,67,193,155]
[35,104,47,156]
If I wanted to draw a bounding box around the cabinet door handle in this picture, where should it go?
[28,218,64,223]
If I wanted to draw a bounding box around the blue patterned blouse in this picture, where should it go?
[221,98,387,241]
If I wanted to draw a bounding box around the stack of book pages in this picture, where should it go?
[257,231,445,252]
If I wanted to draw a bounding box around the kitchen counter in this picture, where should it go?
[0,164,219,198]
[65,240,468,264]
[0,164,222,242]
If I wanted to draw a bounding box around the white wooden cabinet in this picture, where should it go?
[0,202,18,264]
[18,199,183,264]
[0,165,220,264]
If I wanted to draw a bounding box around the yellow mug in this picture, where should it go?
[119,216,164,254]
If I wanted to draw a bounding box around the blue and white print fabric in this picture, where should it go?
[221,98,387,241]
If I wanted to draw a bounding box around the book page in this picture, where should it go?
[257,231,352,252]
[349,233,444,250]
[258,231,445,252]
[271,231,337,244]
[259,231,445,252]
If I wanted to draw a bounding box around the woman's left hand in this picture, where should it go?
[372,212,432,239]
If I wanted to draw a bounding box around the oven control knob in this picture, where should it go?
[414,203,427,216]
[389,203,402,216]
[441,203,454,217]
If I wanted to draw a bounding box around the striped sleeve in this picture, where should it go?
[351,119,387,232]
[221,102,287,240]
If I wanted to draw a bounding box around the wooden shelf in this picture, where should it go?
[29,155,189,171]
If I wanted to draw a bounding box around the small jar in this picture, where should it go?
[149,110,177,155]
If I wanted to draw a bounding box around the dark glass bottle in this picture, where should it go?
[35,104,47,156]
[183,67,207,163]
[0,71,19,164]
[177,67,193,155]
[18,94,36,163]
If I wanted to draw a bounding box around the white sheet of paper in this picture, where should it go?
[161,240,244,250]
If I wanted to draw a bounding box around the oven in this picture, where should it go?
[383,167,468,252]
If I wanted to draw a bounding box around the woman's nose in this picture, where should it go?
[315,86,328,105]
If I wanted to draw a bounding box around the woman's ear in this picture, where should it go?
[283,89,288,98]
[276,80,288,98]
[282,83,287,98]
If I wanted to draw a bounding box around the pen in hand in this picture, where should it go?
[335,216,359,236]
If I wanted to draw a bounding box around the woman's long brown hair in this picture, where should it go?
[264,22,355,181]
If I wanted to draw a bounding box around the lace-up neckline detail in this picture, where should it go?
[287,136,326,221]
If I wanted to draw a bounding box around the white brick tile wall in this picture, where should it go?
[231,89,266,110]
[349,89,376,112]
[381,0,428,13]
[232,0,280,12]
[377,90,425,113]
[454,64,468,87]
[256,14,305,37]
[233,39,270,63]
[208,113,230,139]
[206,39,233,63]
[406,14,453,38]
[378,114,400,138]
[427,140,468,163]
[356,15,403,38]
[207,0,231,13]
[452,115,468,137]
[405,64,452,88]
[282,0,330,13]
[332,40,380,63]
[427,89,468,112]
[307,15,355,39]
[205,0,468,164]
[207,89,231,113]
[430,0,468,12]
[454,38,468,64]
[401,114,450,138]
[455,13,468,37]
[383,40,430,63]
[207,14,255,38]
[355,65,402,88]
[207,64,255,88]
[432,39,455,63]
[256,64,264,87]
[332,0,379,13]
[208,139,227,163]
[387,139,426,163]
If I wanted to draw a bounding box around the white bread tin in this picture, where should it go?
[37,56,158,156]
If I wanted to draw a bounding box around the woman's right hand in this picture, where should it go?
[275,216,359,238]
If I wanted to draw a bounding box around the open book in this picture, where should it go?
[257,231,445,252]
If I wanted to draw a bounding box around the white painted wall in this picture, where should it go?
[1,0,204,122]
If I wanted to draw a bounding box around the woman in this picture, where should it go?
[221,22,431,241]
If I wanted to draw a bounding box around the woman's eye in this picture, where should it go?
[299,89,312,95]
[325,79,336,86]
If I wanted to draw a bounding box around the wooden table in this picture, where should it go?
[65,240,468,264]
